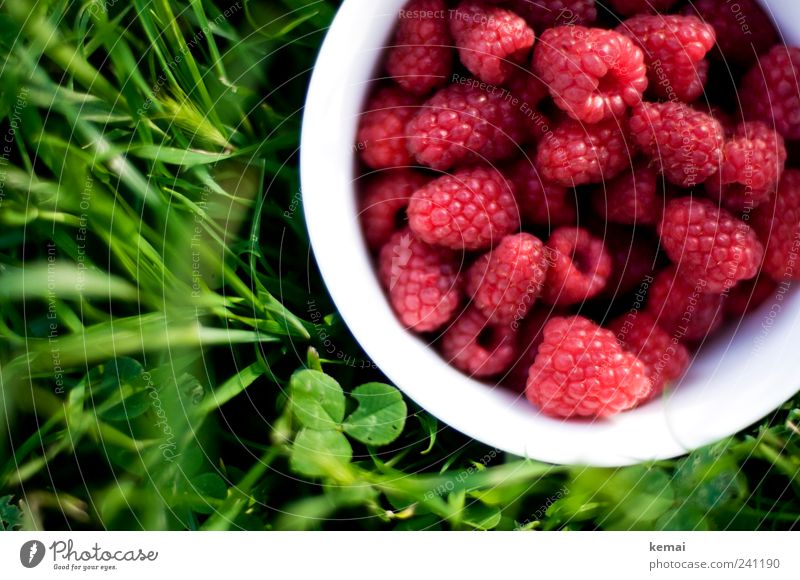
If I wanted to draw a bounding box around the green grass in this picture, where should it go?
[0,0,798,531]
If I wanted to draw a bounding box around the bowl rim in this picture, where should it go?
[300,0,800,466]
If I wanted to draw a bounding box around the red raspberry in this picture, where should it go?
[657,197,764,293]
[725,274,777,319]
[618,15,715,103]
[592,159,660,225]
[406,83,527,170]
[707,122,786,211]
[609,311,690,395]
[607,0,679,16]
[466,233,549,325]
[511,0,597,31]
[407,165,520,250]
[685,0,777,66]
[533,26,647,123]
[526,316,652,418]
[742,46,800,140]
[450,0,535,85]
[541,226,612,306]
[753,169,800,281]
[360,170,429,251]
[629,101,723,188]
[378,229,462,332]
[386,0,453,95]
[602,228,661,297]
[645,265,724,341]
[357,86,419,170]
[537,117,632,186]
[440,307,517,377]
[507,157,576,226]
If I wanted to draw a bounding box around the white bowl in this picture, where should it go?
[300,0,800,466]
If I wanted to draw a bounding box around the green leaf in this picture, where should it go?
[192,473,228,501]
[343,383,407,446]
[289,369,345,430]
[462,503,502,530]
[289,429,352,478]
[100,390,153,421]
[0,495,22,530]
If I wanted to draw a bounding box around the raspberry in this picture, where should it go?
[629,101,723,188]
[618,15,715,103]
[537,117,632,186]
[725,274,777,319]
[386,0,453,95]
[440,307,517,377]
[407,165,520,250]
[533,26,647,123]
[357,86,419,170]
[685,0,777,66]
[741,46,800,140]
[507,156,576,226]
[592,159,661,225]
[602,228,661,297]
[378,229,463,332]
[466,233,549,324]
[657,197,764,293]
[360,170,429,251]
[607,0,679,16]
[541,226,612,305]
[504,71,548,110]
[707,122,786,211]
[525,316,652,418]
[645,265,724,341]
[609,311,690,395]
[450,0,535,85]
[511,0,597,32]
[406,83,527,170]
[753,169,800,281]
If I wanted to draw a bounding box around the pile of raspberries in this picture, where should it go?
[356,0,800,419]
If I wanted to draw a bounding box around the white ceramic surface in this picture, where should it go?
[300,0,800,466]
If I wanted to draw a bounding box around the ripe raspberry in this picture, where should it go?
[602,228,660,297]
[440,307,517,377]
[357,86,419,170]
[707,121,786,211]
[450,0,535,85]
[507,157,576,226]
[378,229,462,332]
[725,274,777,319]
[645,265,724,341]
[741,46,800,140]
[629,101,723,187]
[753,169,800,281]
[592,160,660,225]
[466,233,549,325]
[406,83,527,170]
[618,15,715,103]
[533,26,647,123]
[658,197,764,293]
[360,170,429,251]
[537,117,632,186]
[685,0,777,66]
[609,311,690,395]
[607,0,679,16]
[407,165,520,250]
[526,316,652,418]
[541,227,612,305]
[511,0,597,31]
[386,0,453,95]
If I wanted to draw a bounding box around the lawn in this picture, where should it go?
[0,0,798,531]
